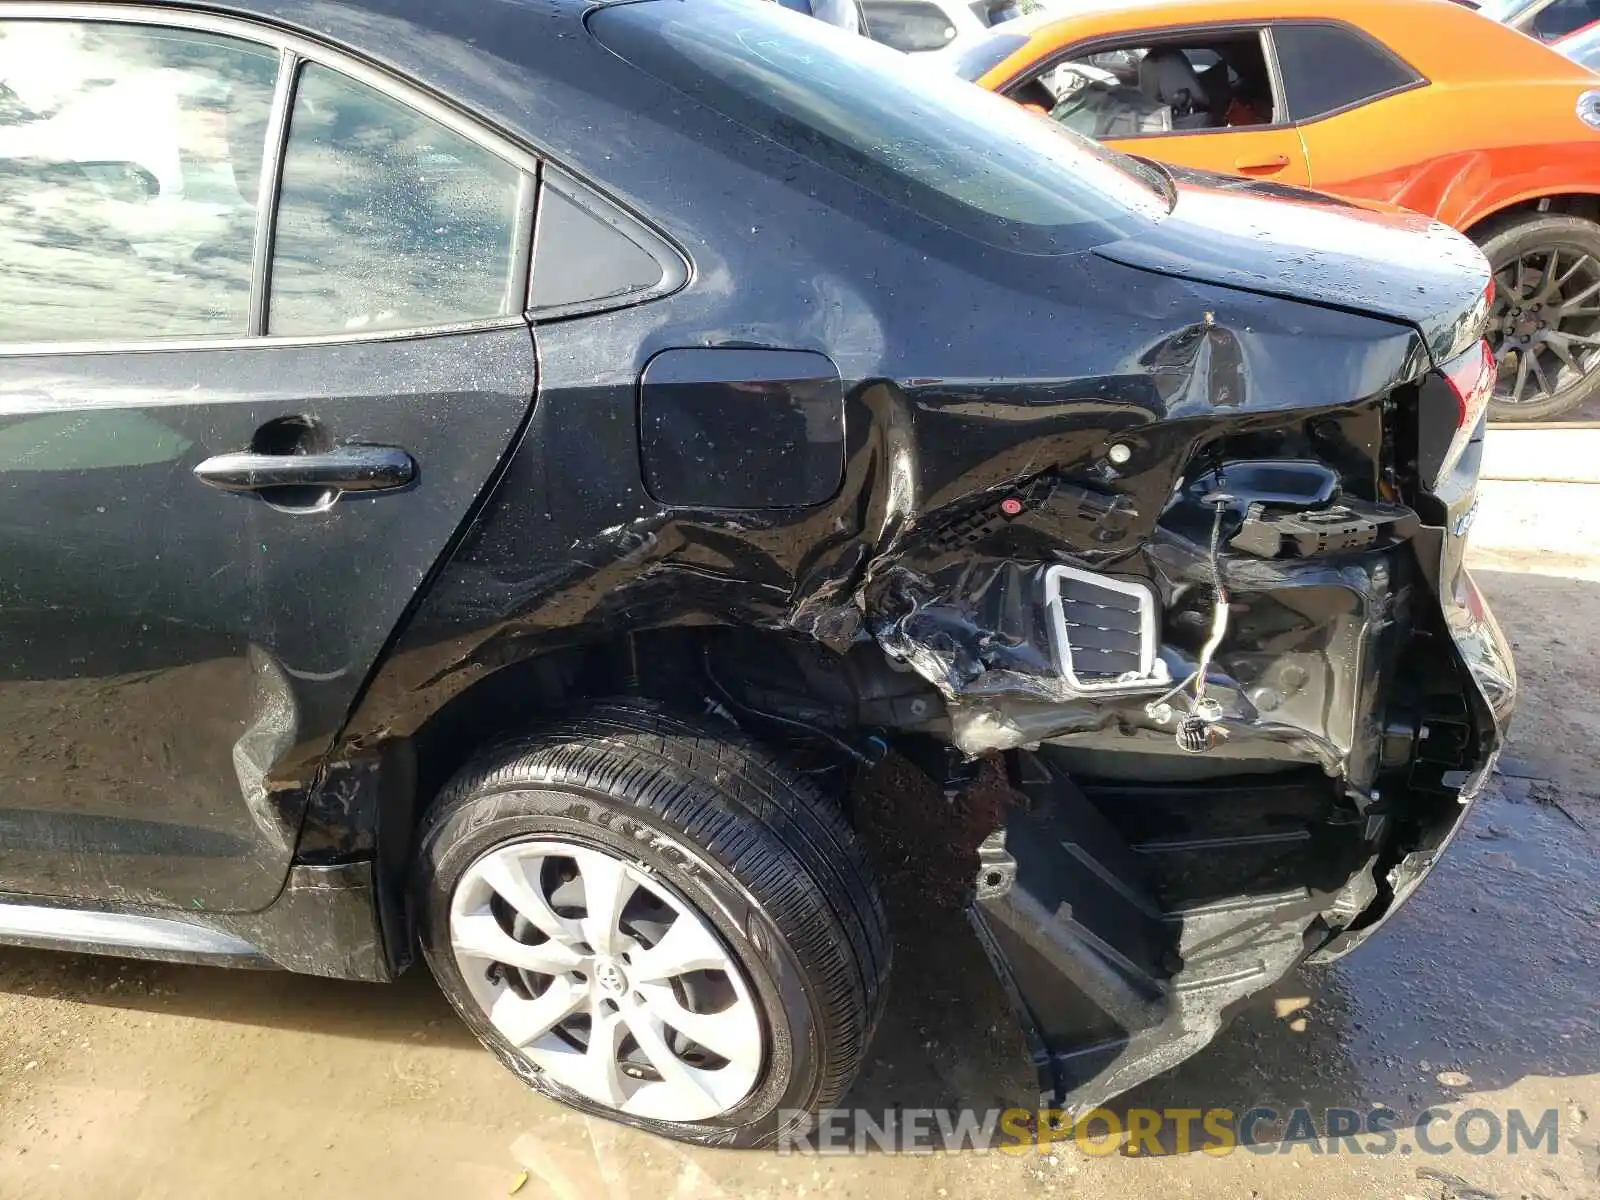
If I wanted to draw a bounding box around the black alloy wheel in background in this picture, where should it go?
[1480,213,1600,422]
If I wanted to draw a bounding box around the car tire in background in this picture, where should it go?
[411,701,891,1147]
[1477,212,1600,422]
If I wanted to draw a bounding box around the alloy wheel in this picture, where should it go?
[449,838,764,1122]
[1489,247,1600,412]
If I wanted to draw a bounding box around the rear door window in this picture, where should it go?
[269,64,525,335]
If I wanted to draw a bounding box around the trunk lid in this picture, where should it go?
[1093,165,1492,367]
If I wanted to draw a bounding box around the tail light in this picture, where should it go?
[1435,337,1495,484]
[1442,338,1494,428]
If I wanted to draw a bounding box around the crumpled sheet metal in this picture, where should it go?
[340,300,1419,774]
[860,521,1401,770]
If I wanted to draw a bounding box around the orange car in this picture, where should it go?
[954,0,1600,420]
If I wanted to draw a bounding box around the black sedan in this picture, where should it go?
[0,0,1514,1148]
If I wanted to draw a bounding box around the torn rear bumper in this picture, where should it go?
[961,437,1514,1113]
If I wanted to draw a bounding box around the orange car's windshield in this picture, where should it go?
[590,0,1172,254]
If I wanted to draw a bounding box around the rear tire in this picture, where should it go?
[1476,212,1600,423]
[411,701,890,1147]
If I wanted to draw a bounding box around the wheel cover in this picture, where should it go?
[1489,246,1600,409]
[449,839,765,1122]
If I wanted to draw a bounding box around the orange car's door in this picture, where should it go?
[1104,125,1311,186]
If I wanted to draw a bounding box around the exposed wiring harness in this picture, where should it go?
[1146,492,1232,753]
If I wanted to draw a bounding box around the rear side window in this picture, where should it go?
[590,0,1167,255]
[861,0,959,52]
[1034,34,1279,139]
[1272,23,1422,122]
[269,64,524,335]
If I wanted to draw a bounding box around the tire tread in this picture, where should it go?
[416,701,890,1128]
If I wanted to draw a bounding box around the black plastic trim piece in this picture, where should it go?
[249,47,298,337]
[527,168,690,321]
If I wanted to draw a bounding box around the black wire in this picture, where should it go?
[699,645,875,767]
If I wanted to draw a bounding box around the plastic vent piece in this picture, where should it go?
[1041,566,1167,694]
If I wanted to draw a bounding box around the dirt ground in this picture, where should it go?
[2,553,1600,1199]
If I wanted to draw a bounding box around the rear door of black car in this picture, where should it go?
[0,9,537,911]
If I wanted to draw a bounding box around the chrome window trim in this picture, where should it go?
[1259,26,1288,126]
[0,316,532,359]
[0,2,540,353]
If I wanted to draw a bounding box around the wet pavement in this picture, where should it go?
[1,563,1598,1199]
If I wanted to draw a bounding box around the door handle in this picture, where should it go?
[1234,153,1291,174]
[192,445,415,496]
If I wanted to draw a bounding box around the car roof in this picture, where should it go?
[197,0,599,64]
[982,0,1590,84]
[1009,0,1426,25]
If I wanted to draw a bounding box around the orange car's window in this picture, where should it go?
[1031,37,1276,140]
[1270,23,1421,122]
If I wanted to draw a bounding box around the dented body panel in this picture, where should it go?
[0,0,1514,1114]
[0,330,536,911]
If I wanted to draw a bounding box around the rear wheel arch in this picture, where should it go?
[363,625,894,956]
[1460,191,1600,242]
